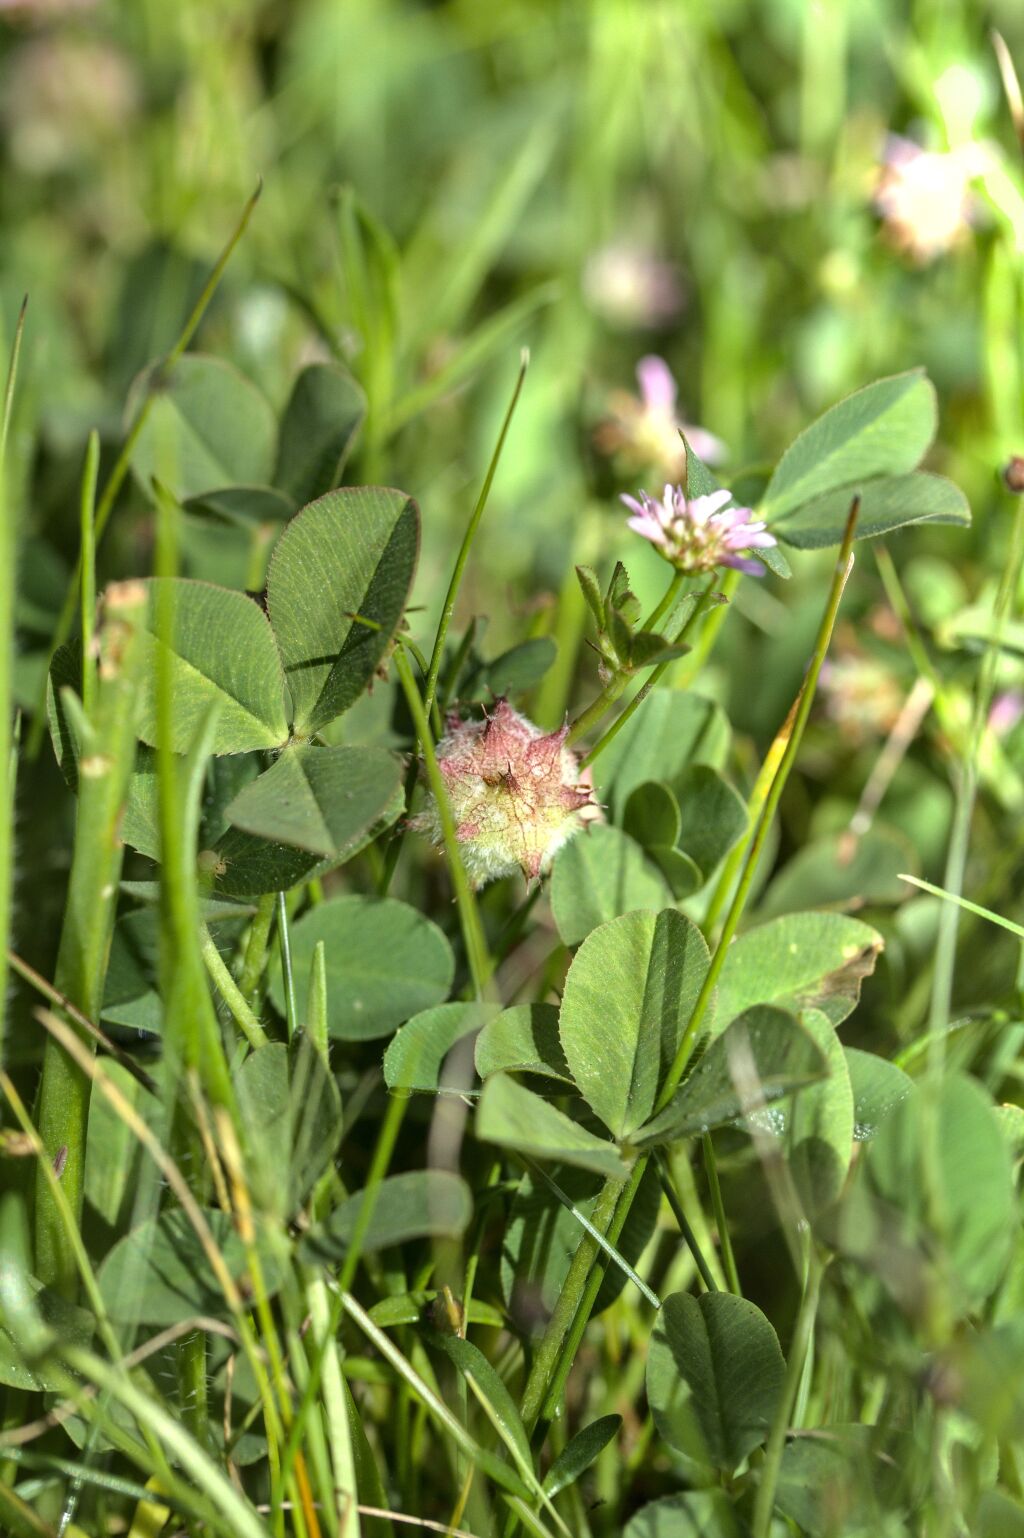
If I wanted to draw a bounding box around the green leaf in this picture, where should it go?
[761,371,937,521]
[978,1491,1024,1538]
[225,743,403,857]
[210,829,333,897]
[864,1072,1015,1310]
[960,1321,1024,1440]
[714,912,883,1034]
[0,1278,94,1394]
[85,1060,149,1230]
[542,1415,620,1496]
[500,1163,661,1324]
[775,1426,911,1535]
[383,1001,497,1093]
[558,909,711,1140]
[304,1171,473,1261]
[128,354,276,500]
[845,1047,914,1140]
[575,564,605,628]
[633,1006,828,1148]
[183,484,296,529]
[133,578,289,754]
[776,471,970,548]
[266,486,419,736]
[97,1209,286,1326]
[649,845,704,900]
[674,765,748,879]
[474,1003,573,1084]
[784,1007,854,1215]
[234,1037,342,1219]
[759,826,916,917]
[627,631,690,670]
[211,778,403,895]
[476,1074,627,1179]
[595,691,729,817]
[268,894,454,1040]
[463,637,557,701]
[683,436,722,499]
[273,361,367,507]
[430,1333,532,1473]
[624,1492,743,1538]
[757,541,792,579]
[606,561,639,623]
[549,825,675,947]
[368,1293,505,1331]
[622,781,681,850]
[646,1291,785,1472]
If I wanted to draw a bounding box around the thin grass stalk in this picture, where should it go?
[277,890,299,1041]
[658,502,859,1105]
[33,1009,289,1513]
[652,1152,718,1293]
[78,432,99,715]
[0,295,27,1071]
[0,1071,176,1494]
[34,581,147,1294]
[700,1132,741,1295]
[750,1244,823,1538]
[423,352,529,720]
[58,1345,273,1538]
[927,494,1024,1058]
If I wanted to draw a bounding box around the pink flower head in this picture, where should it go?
[582,243,683,329]
[874,135,976,263]
[989,690,1024,738]
[593,356,726,478]
[411,700,599,888]
[622,483,776,576]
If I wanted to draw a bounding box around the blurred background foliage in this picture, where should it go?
[4,0,1024,1128]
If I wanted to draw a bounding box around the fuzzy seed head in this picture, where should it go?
[412,700,599,888]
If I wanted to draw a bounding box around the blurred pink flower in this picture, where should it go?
[622,483,775,576]
[988,691,1024,737]
[874,135,977,263]
[582,243,683,329]
[594,355,726,480]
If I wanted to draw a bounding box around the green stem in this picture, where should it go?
[239,892,276,1005]
[701,1133,741,1294]
[751,1247,823,1538]
[519,1172,630,1438]
[423,352,529,721]
[200,924,269,1050]
[579,575,719,768]
[652,1151,718,1293]
[393,646,491,998]
[644,568,686,631]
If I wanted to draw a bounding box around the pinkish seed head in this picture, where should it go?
[412,700,600,887]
